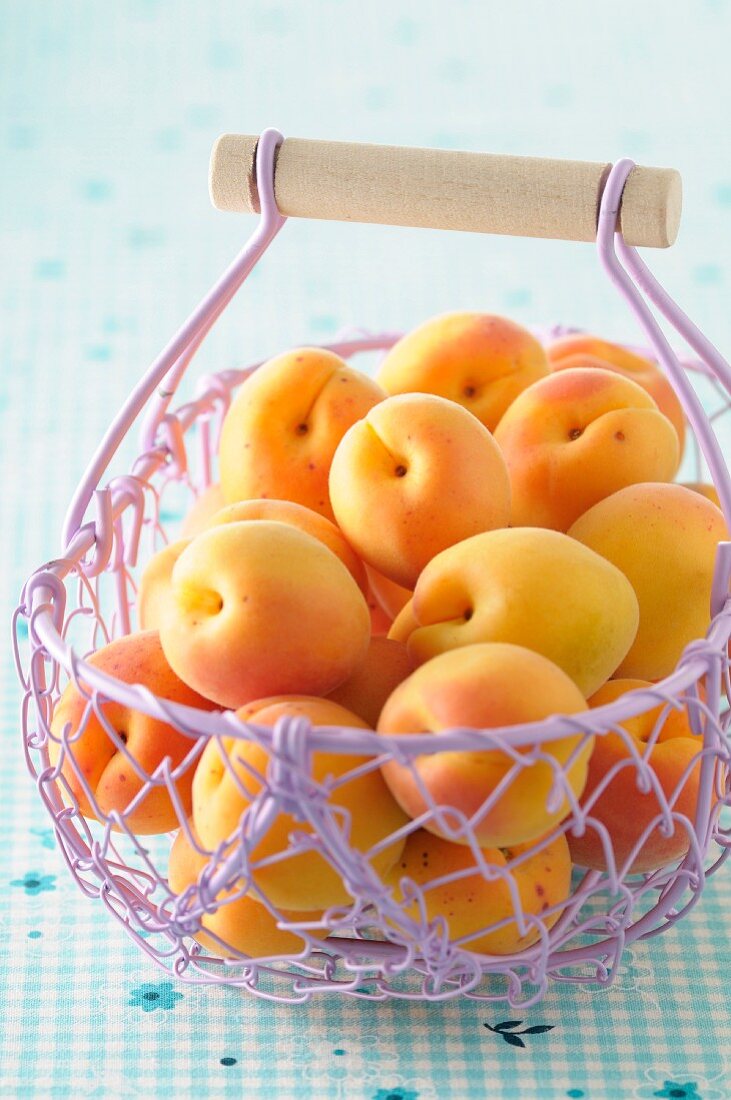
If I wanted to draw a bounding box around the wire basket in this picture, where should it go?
[14,130,731,1006]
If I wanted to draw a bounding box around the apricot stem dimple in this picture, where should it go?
[295,422,309,436]
[394,464,408,478]
[463,608,474,622]
[177,583,224,617]
[463,384,477,398]
[568,427,583,441]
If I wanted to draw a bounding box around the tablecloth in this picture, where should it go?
[1,3,730,1097]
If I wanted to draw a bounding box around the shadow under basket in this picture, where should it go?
[14,131,731,1006]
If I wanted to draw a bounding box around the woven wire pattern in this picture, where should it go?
[14,330,731,1007]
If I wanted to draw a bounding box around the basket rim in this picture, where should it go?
[22,597,730,755]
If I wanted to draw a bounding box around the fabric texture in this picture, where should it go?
[1,2,730,1097]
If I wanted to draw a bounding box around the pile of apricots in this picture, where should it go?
[51,312,728,960]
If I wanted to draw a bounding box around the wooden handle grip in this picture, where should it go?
[209,134,682,248]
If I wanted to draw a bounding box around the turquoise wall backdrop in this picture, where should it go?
[1,3,729,1098]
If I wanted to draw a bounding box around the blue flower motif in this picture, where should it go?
[127,981,181,1012]
[654,1083,701,1099]
[129,981,183,1013]
[30,828,56,851]
[10,871,56,896]
[372,1090,420,1100]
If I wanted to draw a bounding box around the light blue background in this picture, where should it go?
[1,2,730,1098]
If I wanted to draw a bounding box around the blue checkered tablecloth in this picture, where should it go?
[1,3,730,1097]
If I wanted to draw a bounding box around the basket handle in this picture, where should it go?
[209,134,682,249]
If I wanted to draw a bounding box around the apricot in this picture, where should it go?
[49,631,215,834]
[207,498,367,592]
[366,585,393,635]
[137,540,187,631]
[219,347,385,521]
[168,824,325,957]
[180,483,226,538]
[192,697,408,909]
[493,367,680,531]
[327,637,415,728]
[568,483,728,680]
[387,599,418,645]
[376,312,550,431]
[681,481,722,509]
[386,828,572,955]
[365,564,412,620]
[159,521,370,708]
[569,679,705,872]
[329,393,511,588]
[378,643,592,848]
[399,527,639,697]
[138,499,369,632]
[547,333,685,454]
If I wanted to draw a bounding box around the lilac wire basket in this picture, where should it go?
[14,129,731,1006]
